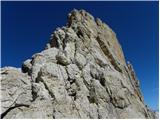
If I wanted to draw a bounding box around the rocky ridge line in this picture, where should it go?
[0,9,156,118]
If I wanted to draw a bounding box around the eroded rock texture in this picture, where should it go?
[1,9,156,119]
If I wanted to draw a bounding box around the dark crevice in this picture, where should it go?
[87,96,96,104]
[99,78,105,87]
[64,67,78,100]
[49,35,59,48]
[107,41,111,46]
[21,65,30,74]
[1,104,29,119]
[76,30,84,38]
[82,78,90,90]
[31,84,37,102]
[1,71,8,75]
[96,36,122,73]
[68,77,76,84]
[88,83,97,104]
[105,87,124,109]
[56,59,69,66]
[41,80,56,99]
[62,38,66,50]
[97,108,101,119]
[68,89,77,97]
[52,109,56,119]
[36,72,56,100]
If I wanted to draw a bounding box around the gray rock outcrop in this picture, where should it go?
[0,9,156,119]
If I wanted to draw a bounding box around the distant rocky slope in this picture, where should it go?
[0,9,156,118]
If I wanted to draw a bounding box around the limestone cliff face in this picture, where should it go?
[0,9,156,119]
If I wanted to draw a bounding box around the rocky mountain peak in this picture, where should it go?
[1,9,156,119]
[67,9,95,26]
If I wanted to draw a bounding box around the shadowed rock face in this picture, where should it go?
[1,9,156,119]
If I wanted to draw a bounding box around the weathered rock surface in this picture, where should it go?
[1,9,156,118]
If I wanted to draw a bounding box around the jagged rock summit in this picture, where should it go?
[1,9,156,119]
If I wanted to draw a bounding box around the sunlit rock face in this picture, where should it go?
[0,9,156,119]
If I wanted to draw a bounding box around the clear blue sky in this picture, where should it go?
[1,1,159,110]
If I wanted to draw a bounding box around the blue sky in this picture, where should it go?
[1,1,159,110]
